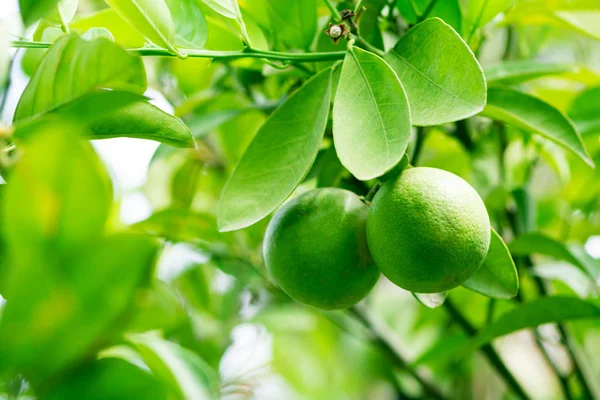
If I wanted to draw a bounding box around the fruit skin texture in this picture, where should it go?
[263,188,379,310]
[367,167,491,293]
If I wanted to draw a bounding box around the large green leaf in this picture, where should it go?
[217,68,333,232]
[71,8,146,47]
[481,88,593,167]
[14,34,146,122]
[165,0,208,48]
[463,228,519,299]
[333,47,411,180]
[510,232,599,282]
[128,333,220,400]
[19,0,60,26]
[262,0,317,50]
[485,61,578,85]
[474,297,600,346]
[105,0,182,55]
[44,357,169,399]
[569,86,600,136]
[385,18,486,126]
[15,91,194,148]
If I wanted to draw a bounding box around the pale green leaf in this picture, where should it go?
[15,91,194,148]
[481,88,594,167]
[45,0,79,26]
[385,18,486,126]
[460,0,514,39]
[0,22,8,87]
[166,0,207,48]
[217,68,333,232]
[485,61,578,85]
[413,292,447,308]
[569,86,600,136]
[463,228,519,299]
[128,333,220,400]
[334,47,411,180]
[71,8,146,47]
[200,0,251,45]
[14,34,146,122]
[555,10,600,40]
[105,0,181,55]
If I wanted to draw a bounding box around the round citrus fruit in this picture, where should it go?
[263,188,379,310]
[367,167,490,293]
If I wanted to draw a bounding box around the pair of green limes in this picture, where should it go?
[263,167,491,310]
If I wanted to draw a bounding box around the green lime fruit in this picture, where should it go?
[263,188,379,310]
[367,167,491,293]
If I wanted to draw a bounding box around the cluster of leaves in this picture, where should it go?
[0,0,600,399]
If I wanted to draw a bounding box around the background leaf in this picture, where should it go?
[14,34,146,122]
[333,47,411,180]
[217,68,332,232]
[463,228,519,299]
[166,0,207,48]
[19,0,60,26]
[485,61,578,85]
[481,87,594,166]
[568,86,600,136]
[413,292,447,308]
[385,18,486,126]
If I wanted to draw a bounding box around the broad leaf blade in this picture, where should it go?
[105,0,180,55]
[70,8,146,47]
[128,333,220,400]
[569,86,600,136]
[217,68,333,232]
[385,18,486,126]
[485,61,578,85]
[14,34,146,122]
[481,87,594,167]
[334,47,411,180]
[263,0,317,50]
[463,228,519,299]
[166,0,208,48]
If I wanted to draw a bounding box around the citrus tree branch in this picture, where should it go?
[11,41,346,63]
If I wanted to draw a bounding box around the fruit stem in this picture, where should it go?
[349,305,448,400]
[443,298,532,400]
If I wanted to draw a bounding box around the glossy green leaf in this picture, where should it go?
[44,357,169,400]
[15,91,194,148]
[217,68,333,232]
[485,61,578,85]
[474,297,600,346]
[385,18,486,126]
[71,8,146,47]
[413,292,447,308]
[166,0,208,48]
[14,34,146,122]
[105,0,182,56]
[19,0,60,26]
[334,47,411,180]
[463,228,519,299]
[263,0,317,50]
[569,86,600,136]
[201,0,251,45]
[481,88,593,167]
[128,333,220,400]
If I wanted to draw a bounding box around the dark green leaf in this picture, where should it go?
[334,47,411,180]
[128,333,220,400]
[262,0,317,50]
[385,18,486,126]
[463,228,519,299]
[217,68,333,232]
[568,86,600,136]
[481,88,594,167]
[19,0,60,26]
[43,358,170,400]
[485,61,578,85]
[14,34,146,122]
